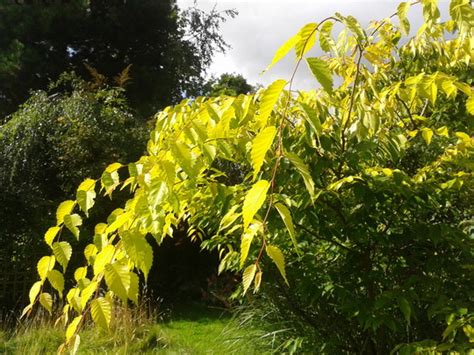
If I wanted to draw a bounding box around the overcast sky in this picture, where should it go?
[177,0,450,90]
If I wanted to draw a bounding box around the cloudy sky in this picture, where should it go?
[177,0,450,90]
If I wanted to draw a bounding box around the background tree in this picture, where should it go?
[0,0,236,119]
[202,72,256,97]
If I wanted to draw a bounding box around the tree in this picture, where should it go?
[202,73,256,97]
[24,0,473,353]
[0,0,236,119]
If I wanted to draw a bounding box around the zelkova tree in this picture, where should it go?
[25,0,473,352]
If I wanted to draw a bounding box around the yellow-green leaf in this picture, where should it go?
[29,281,42,304]
[44,226,60,247]
[240,222,261,269]
[37,256,55,280]
[265,245,288,285]
[67,288,81,312]
[74,267,88,282]
[257,80,286,128]
[254,271,262,293]
[91,297,112,331]
[319,21,336,53]
[421,128,433,145]
[306,57,333,93]
[251,126,277,180]
[47,269,64,296]
[295,23,317,59]
[93,244,115,275]
[264,34,298,72]
[80,280,98,309]
[104,262,131,302]
[242,264,257,295]
[121,230,153,279]
[84,244,98,265]
[285,152,315,199]
[39,292,53,314]
[105,211,131,235]
[398,2,411,35]
[70,334,81,355]
[66,316,82,342]
[77,179,96,217]
[56,200,75,225]
[274,203,298,251]
[466,95,474,115]
[52,241,72,271]
[64,214,82,239]
[243,180,270,230]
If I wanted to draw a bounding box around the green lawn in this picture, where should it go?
[0,304,268,354]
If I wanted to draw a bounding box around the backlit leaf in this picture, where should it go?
[80,281,98,310]
[53,241,72,271]
[66,316,82,342]
[251,126,277,180]
[121,230,153,279]
[306,57,333,93]
[104,262,131,302]
[264,34,298,72]
[243,180,270,230]
[285,152,315,199]
[93,245,115,276]
[47,269,65,296]
[64,214,82,239]
[398,2,411,34]
[29,281,42,304]
[56,200,75,225]
[240,222,261,269]
[44,226,60,247]
[77,179,96,217]
[242,264,257,295]
[265,245,288,285]
[274,203,298,251]
[37,256,55,280]
[295,23,317,58]
[39,292,53,314]
[257,80,286,128]
[91,297,112,331]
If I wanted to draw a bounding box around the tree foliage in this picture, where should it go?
[24,0,473,353]
[0,0,236,118]
[202,72,256,97]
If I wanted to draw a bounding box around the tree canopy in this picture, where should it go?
[21,0,474,353]
[0,0,236,118]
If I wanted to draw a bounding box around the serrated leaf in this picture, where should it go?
[64,214,82,239]
[121,230,153,279]
[240,222,261,269]
[47,269,64,296]
[254,271,262,293]
[93,244,115,276]
[171,141,194,177]
[265,245,288,285]
[243,180,270,230]
[264,34,298,72]
[37,256,55,280]
[74,267,88,282]
[295,23,317,59]
[299,103,322,137]
[251,126,277,180]
[44,226,60,247]
[306,57,333,93]
[56,200,75,225]
[80,280,98,309]
[274,203,298,251]
[52,241,72,271]
[398,2,411,35]
[84,244,98,265]
[91,297,112,331]
[257,80,286,127]
[66,316,82,342]
[466,95,474,115]
[104,262,131,302]
[77,179,96,217]
[219,205,241,231]
[421,128,433,145]
[319,21,336,53]
[242,264,257,295]
[105,211,131,235]
[39,292,53,314]
[285,152,315,199]
[29,281,42,304]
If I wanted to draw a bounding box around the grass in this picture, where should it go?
[0,303,269,354]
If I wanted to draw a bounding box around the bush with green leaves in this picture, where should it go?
[0,75,146,306]
[23,0,473,353]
